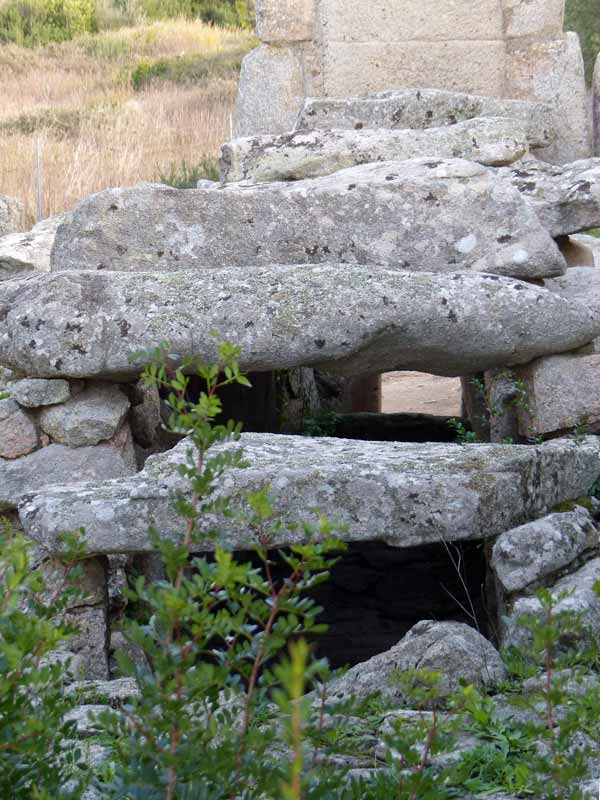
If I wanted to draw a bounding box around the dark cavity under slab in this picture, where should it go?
[251,540,489,669]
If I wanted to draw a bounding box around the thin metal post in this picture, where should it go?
[35,139,42,223]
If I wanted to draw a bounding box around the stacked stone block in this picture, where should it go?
[238,0,590,163]
[491,507,600,650]
[0,375,164,511]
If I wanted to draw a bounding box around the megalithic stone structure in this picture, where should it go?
[237,0,591,164]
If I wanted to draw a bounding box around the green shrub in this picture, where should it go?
[94,341,346,797]
[132,0,253,28]
[566,0,600,83]
[0,0,97,46]
[156,156,220,187]
[0,0,253,48]
[130,47,247,90]
[0,520,88,798]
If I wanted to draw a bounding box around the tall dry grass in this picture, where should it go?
[0,19,254,225]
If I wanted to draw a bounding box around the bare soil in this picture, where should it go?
[381,372,462,417]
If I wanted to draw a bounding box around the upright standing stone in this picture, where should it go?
[506,33,591,163]
[514,353,600,436]
[0,194,24,237]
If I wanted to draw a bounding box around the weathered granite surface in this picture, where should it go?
[296,89,555,154]
[505,32,591,164]
[10,378,71,408]
[0,194,24,237]
[0,267,597,380]
[328,621,505,702]
[491,507,599,595]
[221,117,529,183]
[515,353,600,436]
[543,267,600,317]
[500,158,600,237]
[18,434,600,555]
[39,383,130,447]
[0,397,38,458]
[50,159,566,280]
[0,440,136,511]
[502,557,600,648]
[0,214,67,281]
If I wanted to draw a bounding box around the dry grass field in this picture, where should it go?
[0,19,255,226]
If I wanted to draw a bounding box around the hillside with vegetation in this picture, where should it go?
[0,2,255,224]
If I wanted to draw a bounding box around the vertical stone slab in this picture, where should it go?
[256,0,315,42]
[460,375,490,442]
[485,368,520,444]
[515,353,600,437]
[236,44,307,136]
[506,33,592,163]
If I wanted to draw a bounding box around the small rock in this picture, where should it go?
[129,381,162,448]
[106,423,137,472]
[377,710,481,767]
[0,397,37,458]
[39,383,130,447]
[502,557,600,649]
[61,739,111,769]
[63,705,109,737]
[67,605,109,681]
[500,158,600,238]
[491,507,599,594]
[514,352,600,436]
[11,378,71,408]
[0,366,15,391]
[40,649,87,683]
[0,214,67,281]
[66,677,140,706]
[109,630,151,675]
[39,556,106,607]
[0,193,24,236]
[328,621,506,703]
[0,440,136,511]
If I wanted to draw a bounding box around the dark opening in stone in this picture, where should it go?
[311,540,489,668]
[249,540,489,669]
[185,370,467,442]
[187,371,278,433]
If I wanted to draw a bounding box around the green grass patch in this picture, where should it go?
[155,157,220,188]
[130,45,250,90]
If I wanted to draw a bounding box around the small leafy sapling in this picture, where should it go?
[454,686,536,797]
[97,341,344,799]
[508,588,593,800]
[377,668,461,800]
[0,519,89,799]
[448,417,478,445]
